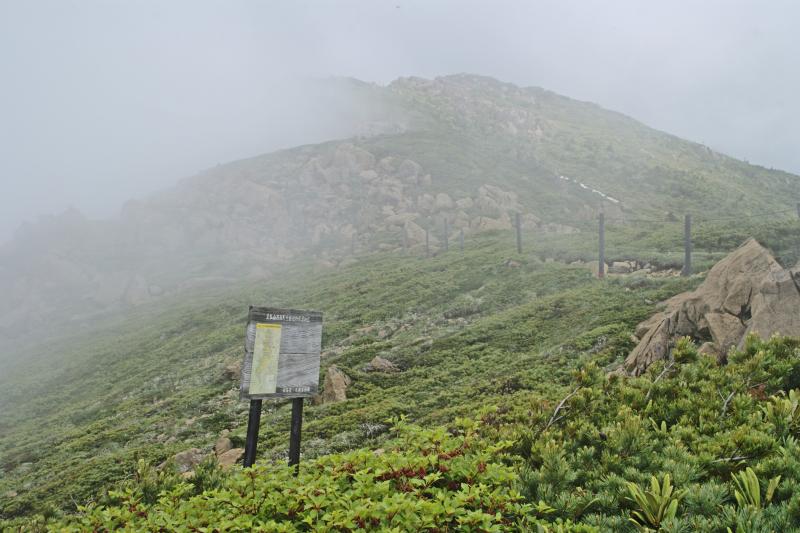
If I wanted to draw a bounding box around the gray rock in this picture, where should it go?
[624,239,800,375]
[363,356,400,373]
[223,360,242,381]
[217,448,244,469]
[456,197,474,209]
[214,436,233,456]
[322,365,351,404]
[168,448,207,474]
[610,261,636,274]
[435,193,454,210]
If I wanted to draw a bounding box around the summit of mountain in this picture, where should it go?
[1,74,798,345]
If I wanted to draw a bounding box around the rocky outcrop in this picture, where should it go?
[163,448,206,474]
[624,239,800,376]
[363,356,400,373]
[214,435,233,455]
[322,365,351,403]
[223,359,242,381]
[0,131,555,345]
[217,448,244,470]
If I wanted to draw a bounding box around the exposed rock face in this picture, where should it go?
[223,359,243,381]
[363,356,400,373]
[322,365,351,403]
[166,448,207,474]
[610,261,637,274]
[216,448,244,469]
[214,436,233,456]
[624,239,800,376]
[0,124,595,345]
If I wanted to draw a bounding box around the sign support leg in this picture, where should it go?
[598,213,605,279]
[243,399,262,468]
[682,214,692,276]
[288,397,304,474]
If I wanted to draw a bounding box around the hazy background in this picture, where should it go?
[1,0,798,242]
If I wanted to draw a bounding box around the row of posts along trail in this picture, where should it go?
[242,203,800,474]
[338,203,800,278]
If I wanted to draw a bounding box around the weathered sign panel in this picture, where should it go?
[240,306,323,400]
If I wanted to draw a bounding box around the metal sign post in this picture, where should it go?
[240,306,322,473]
[598,213,605,278]
[682,214,692,277]
[288,398,303,471]
[425,228,430,257]
[243,399,262,467]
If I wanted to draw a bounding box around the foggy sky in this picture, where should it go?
[2,0,799,242]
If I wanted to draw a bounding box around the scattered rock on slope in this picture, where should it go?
[624,239,800,376]
[163,448,207,474]
[216,448,244,470]
[363,356,400,373]
[214,434,233,455]
[322,365,351,403]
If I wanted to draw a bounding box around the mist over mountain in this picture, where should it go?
[1,74,798,361]
[5,2,800,529]
[2,71,800,530]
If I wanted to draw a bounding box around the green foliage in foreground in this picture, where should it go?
[42,419,551,532]
[24,335,800,532]
[0,237,694,523]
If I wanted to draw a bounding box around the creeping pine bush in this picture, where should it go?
[49,417,549,532]
[33,335,800,531]
[509,335,800,531]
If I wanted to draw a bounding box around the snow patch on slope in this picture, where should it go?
[558,175,620,204]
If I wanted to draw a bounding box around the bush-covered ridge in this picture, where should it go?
[0,234,699,522]
[26,335,800,531]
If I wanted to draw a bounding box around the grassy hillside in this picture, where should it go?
[42,336,800,531]
[1,231,698,523]
[382,74,800,219]
[2,73,800,530]
[3,74,798,347]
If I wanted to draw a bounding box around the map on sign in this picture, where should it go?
[240,306,323,400]
[250,323,282,394]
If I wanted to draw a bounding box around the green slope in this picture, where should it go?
[0,232,696,522]
[379,74,799,219]
[2,74,798,347]
[2,74,800,529]
[43,336,800,532]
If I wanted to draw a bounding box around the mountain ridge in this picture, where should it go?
[1,73,798,350]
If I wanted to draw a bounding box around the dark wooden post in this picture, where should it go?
[515,212,522,254]
[288,398,303,474]
[459,228,464,252]
[682,214,692,277]
[598,213,605,279]
[425,228,430,258]
[443,219,449,252]
[243,399,262,468]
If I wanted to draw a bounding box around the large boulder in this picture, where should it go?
[749,266,800,340]
[223,359,242,381]
[164,448,207,474]
[217,448,244,470]
[322,365,351,403]
[363,356,400,373]
[470,214,512,232]
[624,239,800,375]
[214,436,233,456]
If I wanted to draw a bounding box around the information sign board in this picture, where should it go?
[240,306,322,399]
